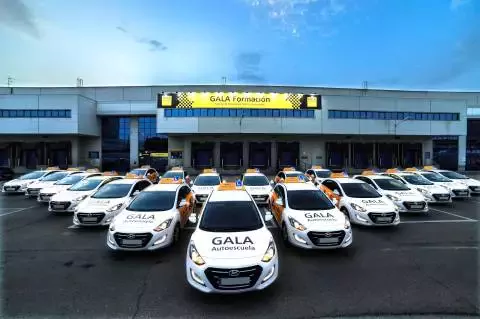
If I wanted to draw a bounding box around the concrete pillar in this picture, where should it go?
[270,142,277,172]
[129,117,139,169]
[347,142,352,169]
[183,139,191,169]
[214,141,221,168]
[71,137,79,167]
[422,139,433,166]
[243,141,249,169]
[458,135,467,171]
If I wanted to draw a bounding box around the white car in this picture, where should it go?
[241,169,272,206]
[49,174,123,213]
[382,170,452,203]
[37,172,102,203]
[162,167,193,186]
[305,166,332,185]
[191,169,222,204]
[354,172,428,213]
[26,169,84,198]
[320,173,400,227]
[274,167,307,184]
[2,169,61,194]
[107,178,196,251]
[74,177,152,226]
[186,182,278,294]
[425,168,480,195]
[408,169,470,199]
[269,176,352,249]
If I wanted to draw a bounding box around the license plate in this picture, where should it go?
[53,204,63,209]
[457,192,467,196]
[42,196,50,201]
[220,277,250,286]
[439,196,448,200]
[410,205,423,209]
[318,237,339,244]
[5,187,15,191]
[376,217,391,222]
[82,217,97,222]
[122,239,142,245]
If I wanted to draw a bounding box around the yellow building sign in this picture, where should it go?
[158,92,321,109]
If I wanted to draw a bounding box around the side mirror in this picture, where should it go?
[333,189,340,196]
[131,190,140,197]
[264,211,273,222]
[274,198,284,206]
[270,180,275,186]
[178,199,187,208]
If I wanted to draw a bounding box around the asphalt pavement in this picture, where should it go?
[1,191,479,319]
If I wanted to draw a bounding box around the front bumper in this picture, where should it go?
[107,229,173,251]
[468,186,480,194]
[37,193,56,203]
[2,185,26,194]
[48,200,79,213]
[25,188,42,198]
[392,201,428,213]
[423,193,452,204]
[186,258,278,294]
[286,227,352,249]
[349,209,400,227]
[450,189,470,198]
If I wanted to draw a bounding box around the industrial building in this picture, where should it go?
[0,85,479,174]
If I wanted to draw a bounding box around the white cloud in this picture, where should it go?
[450,0,470,10]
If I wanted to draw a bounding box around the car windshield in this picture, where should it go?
[126,191,176,211]
[92,183,132,198]
[199,201,263,232]
[130,169,147,176]
[315,170,332,178]
[18,171,45,180]
[243,175,269,186]
[374,179,410,191]
[55,175,85,185]
[41,172,70,181]
[194,175,221,186]
[69,179,103,191]
[341,183,382,198]
[422,173,452,182]
[285,172,303,178]
[163,171,183,179]
[402,174,434,185]
[287,190,335,210]
[439,171,469,180]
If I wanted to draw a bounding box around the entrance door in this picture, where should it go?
[249,142,271,169]
[277,142,299,168]
[326,142,348,169]
[221,142,243,169]
[192,142,214,169]
[376,143,399,168]
[401,143,422,168]
[24,150,38,169]
[352,143,374,169]
[432,139,458,170]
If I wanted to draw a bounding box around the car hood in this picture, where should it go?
[348,197,396,212]
[431,181,469,190]
[413,184,450,194]
[27,181,57,189]
[192,228,271,259]
[51,190,91,202]
[39,185,72,194]
[244,185,272,195]
[459,178,480,187]
[78,197,127,212]
[4,179,36,186]
[192,185,218,194]
[381,189,425,201]
[289,207,345,231]
[113,209,175,232]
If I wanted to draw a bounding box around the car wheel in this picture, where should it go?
[341,207,350,221]
[172,223,181,245]
[281,223,291,247]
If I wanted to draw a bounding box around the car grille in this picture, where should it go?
[114,232,153,248]
[204,266,263,290]
[77,212,105,224]
[452,190,469,196]
[469,186,480,192]
[433,194,450,201]
[195,194,208,202]
[252,195,269,202]
[50,201,71,210]
[403,201,426,211]
[368,212,396,224]
[307,230,346,246]
[27,188,41,195]
[3,186,20,191]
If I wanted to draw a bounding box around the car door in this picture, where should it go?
[176,185,194,226]
[270,185,286,223]
[321,180,342,206]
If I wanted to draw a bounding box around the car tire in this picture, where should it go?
[341,207,350,221]
[281,223,291,247]
[172,223,181,246]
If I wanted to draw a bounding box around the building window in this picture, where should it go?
[0,109,72,118]
[164,108,315,118]
[328,110,460,121]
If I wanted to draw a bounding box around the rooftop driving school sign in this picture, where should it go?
[158,92,322,110]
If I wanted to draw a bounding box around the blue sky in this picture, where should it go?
[0,0,479,90]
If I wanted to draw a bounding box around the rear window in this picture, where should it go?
[41,172,69,181]
[243,175,269,186]
[194,175,221,186]
[163,171,184,179]
[287,190,335,210]
[127,191,176,211]
[315,170,332,178]
[199,201,263,232]
[130,169,147,176]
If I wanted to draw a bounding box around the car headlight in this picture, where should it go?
[440,185,450,190]
[189,241,205,266]
[109,223,115,231]
[106,203,123,212]
[74,195,88,202]
[153,218,172,232]
[288,216,307,231]
[386,194,400,201]
[417,188,429,195]
[344,218,351,229]
[350,202,367,212]
[261,239,276,262]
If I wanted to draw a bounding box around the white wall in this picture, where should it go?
[97,101,156,115]
[77,96,100,136]
[77,136,102,168]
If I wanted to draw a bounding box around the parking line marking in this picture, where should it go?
[400,219,477,224]
[0,206,37,217]
[381,246,478,251]
[429,208,475,221]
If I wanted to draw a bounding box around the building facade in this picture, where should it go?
[0,85,479,173]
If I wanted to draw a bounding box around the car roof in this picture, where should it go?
[197,173,220,177]
[284,171,304,175]
[108,178,143,185]
[282,182,318,191]
[329,178,364,184]
[85,175,119,181]
[209,190,252,202]
[244,173,266,177]
[361,175,393,180]
[144,183,181,192]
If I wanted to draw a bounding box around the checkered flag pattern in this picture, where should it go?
[177,93,193,108]
[286,94,302,109]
